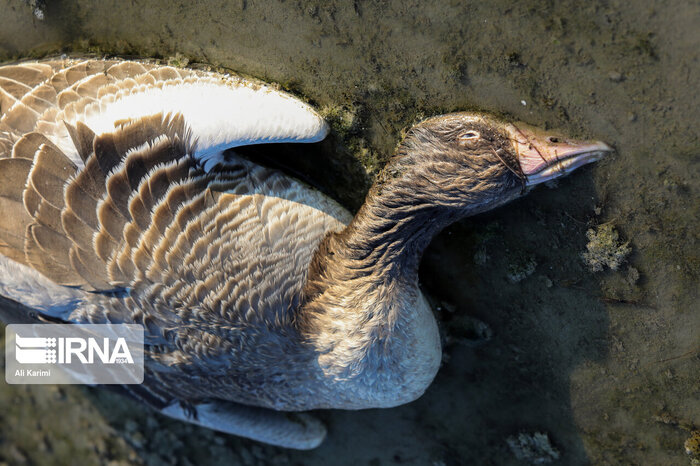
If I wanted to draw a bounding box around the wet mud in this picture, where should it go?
[0,0,698,464]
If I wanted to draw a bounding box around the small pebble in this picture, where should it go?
[124,419,138,433]
[608,71,623,82]
[128,432,145,448]
[520,100,527,106]
[145,416,159,430]
[627,112,637,122]
[439,301,456,313]
[626,267,640,285]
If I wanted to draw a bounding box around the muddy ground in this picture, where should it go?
[0,0,698,464]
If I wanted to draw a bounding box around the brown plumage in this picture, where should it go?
[0,59,611,449]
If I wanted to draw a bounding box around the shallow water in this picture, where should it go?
[0,0,698,464]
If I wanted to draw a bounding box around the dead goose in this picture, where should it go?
[0,58,611,449]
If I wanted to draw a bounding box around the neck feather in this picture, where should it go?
[332,191,455,282]
[298,170,460,339]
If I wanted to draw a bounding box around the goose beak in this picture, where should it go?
[505,122,613,186]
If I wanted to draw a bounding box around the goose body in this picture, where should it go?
[0,58,611,449]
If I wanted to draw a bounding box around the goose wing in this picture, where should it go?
[0,60,350,402]
[0,58,328,167]
[0,58,338,292]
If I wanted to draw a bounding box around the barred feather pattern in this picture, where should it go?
[0,60,351,411]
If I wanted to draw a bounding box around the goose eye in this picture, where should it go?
[459,131,480,141]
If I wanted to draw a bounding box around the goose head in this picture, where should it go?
[372,112,612,220]
[304,113,612,409]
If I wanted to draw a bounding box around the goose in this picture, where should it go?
[0,58,611,449]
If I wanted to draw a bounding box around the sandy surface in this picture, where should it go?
[0,0,698,464]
